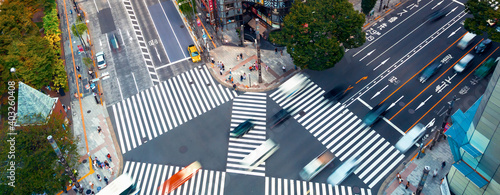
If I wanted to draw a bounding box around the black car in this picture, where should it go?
[270,109,291,129]
[475,39,492,54]
[324,86,348,101]
[419,62,442,83]
[230,119,255,138]
[363,103,390,127]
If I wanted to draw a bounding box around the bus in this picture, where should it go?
[158,161,202,194]
[97,173,140,195]
[241,139,279,171]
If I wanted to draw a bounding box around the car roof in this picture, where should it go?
[460,54,474,63]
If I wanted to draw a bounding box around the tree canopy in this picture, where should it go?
[0,116,79,194]
[270,0,366,70]
[464,0,500,42]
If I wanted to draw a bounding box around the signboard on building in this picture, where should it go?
[208,0,213,11]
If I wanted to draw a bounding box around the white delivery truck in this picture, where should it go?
[299,150,335,181]
[457,32,476,50]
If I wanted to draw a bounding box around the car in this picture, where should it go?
[96,52,106,69]
[427,9,447,22]
[324,86,348,101]
[230,119,255,138]
[109,34,119,51]
[395,123,427,153]
[188,45,201,63]
[474,57,499,79]
[363,103,389,126]
[475,39,492,54]
[327,156,360,185]
[419,62,442,83]
[454,54,474,73]
[279,74,309,98]
[270,109,291,129]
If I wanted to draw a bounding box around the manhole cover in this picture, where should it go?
[408,109,415,114]
[399,101,406,106]
[180,25,185,28]
[179,146,188,153]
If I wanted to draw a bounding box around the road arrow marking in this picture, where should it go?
[371,85,389,100]
[360,49,376,62]
[448,98,460,105]
[426,118,436,129]
[388,95,404,110]
[448,27,461,38]
[446,7,458,16]
[374,58,391,70]
[356,76,368,84]
[432,0,443,9]
[416,95,433,111]
[154,47,161,62]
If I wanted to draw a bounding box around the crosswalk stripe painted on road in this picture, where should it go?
[226,92,267,177]
[270,75,404,188]
[265,177,372,195]
[119,161,226,195]
[110,65,238,154]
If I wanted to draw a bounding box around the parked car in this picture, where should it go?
[270,109,291,129]
[475,39,492,54]
[324,86,348,101]
[188,45,201,63]
[363,103,389,126]
[454,54,474,73]
[474,57,499,79]
[327,156,360,185]
[230,119,255,138]
[419,62,442,83]
[96,52,106,69]
[395,123,427,153]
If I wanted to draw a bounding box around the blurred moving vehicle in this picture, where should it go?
[299,150,335,181]
[327,156,360,185]
[395,123,427,153]
[241,139,279,171]
[427,9,447,22]
[109,33,120,51]
[188,45,201,62]
[324,86,348,101]
[270,109,291,129]
[363,103,389,126]
[457,32,476,50]
[97,173,139,195]
[419,62,442,83]
[278,74,309,98]
[475,39,492,54]
[157,161,201,194]
[96,52,107,69]
[474,57,499,79]
[230,119,255,138]
[454,54,474,73]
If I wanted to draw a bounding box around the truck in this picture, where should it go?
[457,32,476,50]
[299,150,335,181]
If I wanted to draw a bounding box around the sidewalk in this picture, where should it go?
[381,140,453,195]
[57,0,121,193]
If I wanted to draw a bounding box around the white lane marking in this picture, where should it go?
[94,0,99,13]
[116,76,124,101]
[175,76,196,118]
[126,98,142,147]
[357,97,373,109]
[354,140,386,174]
[383,117,405,135]
[359,49,376,61]
[326,120,362,149]
[220,172,226,195]
[133,95,147,140]
[369,154,405,188]
[359,145,395,179]
[155,84,173,131]
[187,70,208,113]
[142,91,158,138]
[112,105,127,153]
[364,151,399,184]
[156,57,191,70]
[141,0,169,62]
[331,126,367,153]
[123,99,138,149]
[432,0,443,10]
[194,68,215,108]
[145,89,160,138]
[159,82,178,128]
[169,79,188,122]
[151,85,169,134]
[373,58,390,70]
[152,164,162,194]
[156,0,187,57]
[182,74,201,116]
[452,0,464,6]
[339,130,375,161]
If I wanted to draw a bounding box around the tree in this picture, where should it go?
[178,0,197,21]
[464,0,500,42]
[71,22,88,38]
[0,116,79,194]
[362,0,377,15]
[270,0,365,70]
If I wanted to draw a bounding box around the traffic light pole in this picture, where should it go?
[47,135,83,193]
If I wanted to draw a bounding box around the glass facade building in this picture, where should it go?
[445,59,500,194]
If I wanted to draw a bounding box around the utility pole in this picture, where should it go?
[378,0,384,11]
[48,135,83,193]
[240,24,244,46]
[430,95,456,150]
[416,166,431,194]
[256,19,262,83]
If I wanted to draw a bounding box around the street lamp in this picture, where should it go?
[256,19,262,83]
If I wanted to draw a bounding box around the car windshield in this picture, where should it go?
[191,51,199,57]
[97,55,105,64]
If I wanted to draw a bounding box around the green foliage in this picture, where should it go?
[464,0,500,42]
[0,116,79,194]
[361,0,377,15]
[178,0,197,21]
[42,2,61,36]
[71,22,88,38]
[270,0,365,70]
[83,57,93,69]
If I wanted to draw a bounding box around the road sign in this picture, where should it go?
[203,34,207,39]
[197,18,201,26]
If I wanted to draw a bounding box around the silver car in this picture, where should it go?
[395,123,427,153]
[327,156,360,185]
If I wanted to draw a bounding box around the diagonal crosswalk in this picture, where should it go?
[265,177,373,195]
[226,92,267,177]
[269,74,404,188]
[121,161,226,195]
[111,65,238,154]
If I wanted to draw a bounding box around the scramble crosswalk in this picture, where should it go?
[226,92,267,177]
[269,74,405,189]
[121,161,226,195]
[110,65,238,154]
[265,177,373,195]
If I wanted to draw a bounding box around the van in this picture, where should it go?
[454,54,474,73]
[395,123,427,153]
[457,32,476,50]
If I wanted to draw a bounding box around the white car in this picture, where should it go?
[279,74,309,98]
[395,123,427,153]
[96,52,106,69]
[327,156,360,185]
[453,54,474,73]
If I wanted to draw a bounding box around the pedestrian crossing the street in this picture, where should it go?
[121,161,226,195]
[266,177,372,195]
[111,65,238,154]
[269,75,404,188]
[226,92,268,177]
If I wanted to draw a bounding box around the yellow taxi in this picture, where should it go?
[188,45,201,63]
